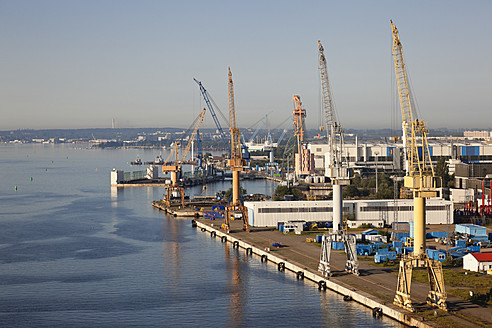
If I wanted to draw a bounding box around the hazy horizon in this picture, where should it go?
[1,1,491,131]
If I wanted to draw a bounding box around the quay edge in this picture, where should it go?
[195,220,436,328]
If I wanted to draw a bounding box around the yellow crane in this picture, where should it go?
[224,68,249,233]
[162,108,206,207]
[391,20,446,312]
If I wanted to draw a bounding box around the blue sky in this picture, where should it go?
[1,0,491,130]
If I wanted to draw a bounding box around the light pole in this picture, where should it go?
[375,151,379,194]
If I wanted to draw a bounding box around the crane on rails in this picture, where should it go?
[316,40,358,277]
[224,68,249,233]
[162,108,207,207]
[390,20,446,312]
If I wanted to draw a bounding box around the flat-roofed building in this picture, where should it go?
[244,198,453,227]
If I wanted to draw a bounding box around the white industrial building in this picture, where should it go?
[308,140,492,174]
[244,198,453,227]
[463,253,492,273]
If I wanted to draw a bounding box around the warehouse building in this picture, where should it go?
[244,198,453,227]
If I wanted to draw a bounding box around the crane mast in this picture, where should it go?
[318,41,349,182]
[317,40,357,278]
[292,95,306,160]
[193,78,227,139]
[162,108,206,207]
[390,20,446,313]
[224,68,249,233]
[318,41,343,171]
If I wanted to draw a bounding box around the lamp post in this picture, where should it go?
[375,151,379,194]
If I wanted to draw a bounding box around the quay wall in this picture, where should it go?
[196,221,433,328]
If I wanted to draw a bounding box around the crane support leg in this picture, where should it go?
[427,258,447,310]
[318,234,332,277]
[224,204,250,233]
[318,232,359,277]
[394,255,447,312]
[344,234,359,276]
[394,257,415,312]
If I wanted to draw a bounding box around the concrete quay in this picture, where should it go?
[196,218,492,328]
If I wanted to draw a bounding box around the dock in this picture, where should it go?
[195,218,492,328]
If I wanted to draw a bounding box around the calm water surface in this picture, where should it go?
[0,144,402,327]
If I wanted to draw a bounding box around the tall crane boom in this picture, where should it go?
[391,21,418,176]
[193,78,227,139]
[225,68,249,233]
[390,20,446,313]
[391,21,435,192]
[317,40,357,278]
[228,68,242,166]
[318,41,337,140]
[180,108,206,165]
[318,40,348,181]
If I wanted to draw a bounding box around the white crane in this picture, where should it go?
[317,40,358,277]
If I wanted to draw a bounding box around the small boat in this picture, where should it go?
[131,155,142,165]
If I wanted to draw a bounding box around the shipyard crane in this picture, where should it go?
[292,95,306,161]
[247,113,271,144]
[391,20,446,312]
[162,108,207,207]
[224,68,249,233]
[194,78,227,140]
[316,40,357,277]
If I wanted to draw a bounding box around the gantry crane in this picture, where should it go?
[162,108,206,207]
[224,68,249,233]
[391,20,446,312]
[316,40,358,277]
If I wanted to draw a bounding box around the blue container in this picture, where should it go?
[392,232,410,242]
[374,251,396,263]
[431,231,448,238]
[455,240,466,247]
[278,222,284,232]
[377,247,389,254]
[374,254,387,263]
[427,249,446,262]
[332,241,345,250]
[455,224,486,237]
[471,235,489,242]
[387,251,397,260]
[403,247,413,255]
[392,241,403,249]
[316,235,323,243]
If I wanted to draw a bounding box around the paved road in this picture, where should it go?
[199,218,492,328]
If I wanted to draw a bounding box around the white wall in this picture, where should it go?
[245,199,453,227]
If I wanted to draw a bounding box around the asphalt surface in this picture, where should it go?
[198,218,492,328]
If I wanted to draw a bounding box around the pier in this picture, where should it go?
[195,218,492,328]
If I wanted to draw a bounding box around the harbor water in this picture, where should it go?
[0,144,401,327]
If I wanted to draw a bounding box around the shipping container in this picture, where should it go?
[392,241,403,249]
[332,241,345,250]
[455,224,487,237]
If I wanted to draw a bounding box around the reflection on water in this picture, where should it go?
[224,245,245,328]
[0,144,400,327]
